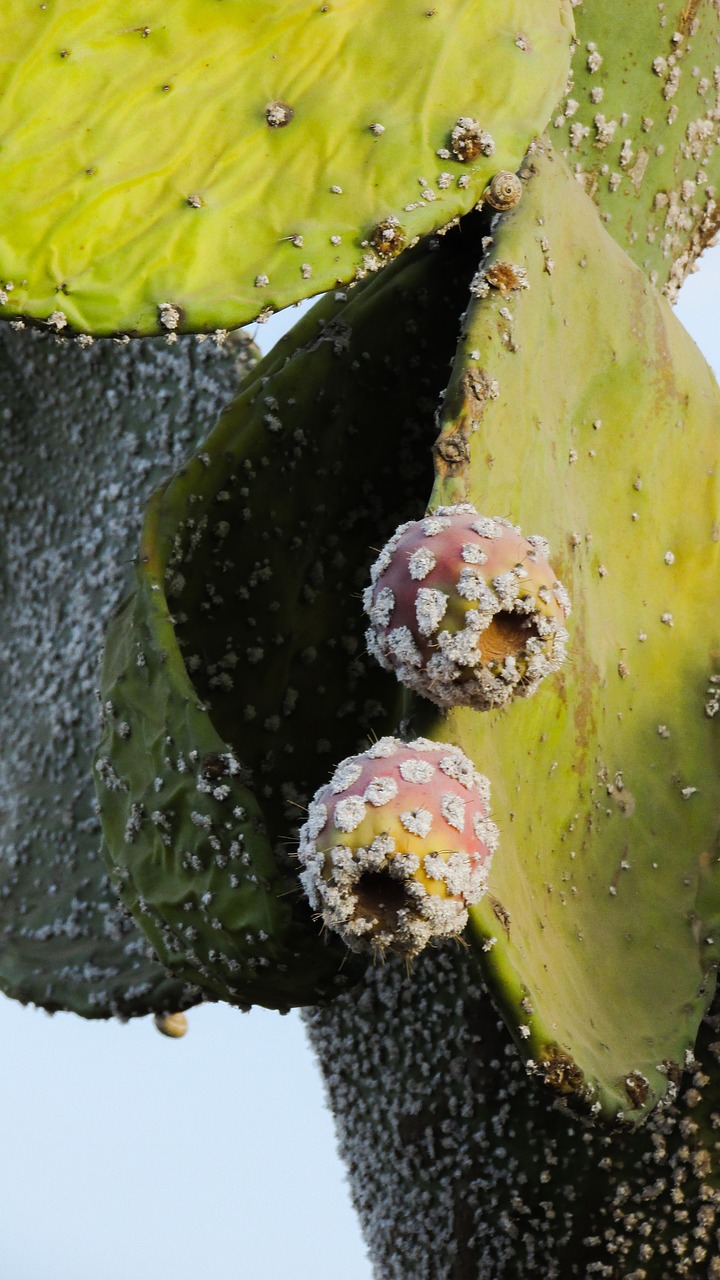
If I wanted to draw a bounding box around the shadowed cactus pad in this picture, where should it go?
[299,737,497,958]
[95,216,490,1009]
[364,504,570,710]
[0,0,573,333]
[0,326,254,1017]
[305,944,720,1279]
[96,577,362,1013]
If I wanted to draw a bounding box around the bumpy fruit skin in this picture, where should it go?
[364,504,570,710]
[298,736,498,958]
[93,212,493,1015]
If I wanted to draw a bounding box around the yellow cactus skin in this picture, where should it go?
[0,0,573,334]
[421,140,720,1124]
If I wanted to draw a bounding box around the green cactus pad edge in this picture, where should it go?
[424,140,720,1125]
[0,0,572,334]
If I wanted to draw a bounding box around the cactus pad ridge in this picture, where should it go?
[550,0,720,296]
[424,140,720,1124]
[95,216,489,1009]
[0,0,573,335]
[0,326,254,1018]
[298,737,498,957]
[364,503,570,710]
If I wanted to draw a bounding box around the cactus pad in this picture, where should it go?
[364,503,570,710]
[305,944,720,1278]
[0,326,254,1017]
[95,214,486,1008]
[551,0,720,296]
[0,0,572,334]
[298,737,498,957]
[425,141,720,1124]
[96,582,363,1012]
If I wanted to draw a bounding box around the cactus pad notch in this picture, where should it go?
[0,0,572,334]
[424,140,720,1125]
[95,213,491,1009]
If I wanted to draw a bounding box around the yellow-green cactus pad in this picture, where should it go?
[551,0,720,297]
[426,141,720,1125]
[0,326,254,1018]
[95,212,485,1007]
[0,0,572,335]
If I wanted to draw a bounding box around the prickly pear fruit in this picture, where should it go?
[298,737,498,958]
[0,0,573,335]
[364,504,570,710]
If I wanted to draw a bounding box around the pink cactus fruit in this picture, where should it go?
[298,736,498,958]
[363,503,570,710]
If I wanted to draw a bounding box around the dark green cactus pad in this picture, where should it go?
[305,944,720,1278]
[95,213,487,1008]
[97,583,364,1011]
[0,0,572,334]
[423,140,720,1124]
[551,0,720,296]
[0,326,254,1017]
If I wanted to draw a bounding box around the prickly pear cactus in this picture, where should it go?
[300,137,720,1273]
[552,0,720,295]
[4,0,720,1271]
[0,325,254,1017]
[96,577,365,1012]
[95,211,488,1008]
[0,0,572,334]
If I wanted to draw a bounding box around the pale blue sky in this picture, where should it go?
[1,245,719,1280]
